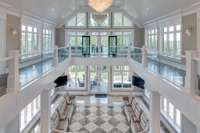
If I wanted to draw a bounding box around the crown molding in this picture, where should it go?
[144,1,200,26]
[0,1,56,26]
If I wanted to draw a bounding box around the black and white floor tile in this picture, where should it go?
[69,104,131,133]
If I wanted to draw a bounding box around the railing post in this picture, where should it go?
[185,51,197,95]
[40,84,53,133]
[128,44,131,58]
[142,46,147,68]
[150,91,160,133]
[53,45,58,67]
[7,50,20,92]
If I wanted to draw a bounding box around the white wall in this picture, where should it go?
[181,114,197,133]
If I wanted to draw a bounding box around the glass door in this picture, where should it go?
[108,36,117,56]
[82,36,90,56]
[90,65,108,94]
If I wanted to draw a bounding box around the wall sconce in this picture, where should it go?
[184,27,193,37]
[10,28,18,37]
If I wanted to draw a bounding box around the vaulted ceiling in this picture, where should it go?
[0,0,200,25]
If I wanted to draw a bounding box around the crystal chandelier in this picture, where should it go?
[88,0,113,12]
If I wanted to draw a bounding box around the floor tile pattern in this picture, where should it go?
[69,104,131,133]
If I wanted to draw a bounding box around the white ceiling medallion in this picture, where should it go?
[88,0,113,12]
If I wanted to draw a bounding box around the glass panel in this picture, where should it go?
[147,51,186,87]
[58,47,69,63]
[113,13,123,26]
[77,13,86,27]
[169,103,174,119]
[89,13,109,27]
[82,36,90,56]
[108,36,117,57]
[130,47,142,63]
[67,65,86,90]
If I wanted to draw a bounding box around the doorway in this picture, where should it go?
[90,65,108,94]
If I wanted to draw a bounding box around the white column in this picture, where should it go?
[142,46,147,68]
[7,50,19,92]
[40,87,51,133]
[185,51,197,95]
[53,45,58,67]
[108,66,112,93]
[150,91,160,133]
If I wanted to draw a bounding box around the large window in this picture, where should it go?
[162,24,181,56]
[146,28,158,49]
[20,95,40,132]
[112,66,132,90]
[67,13,86,27]
[161,97,181,131]
[21,25,54,59]
[113,12,133,27]
[89,13,109,27]
[68,32,86,47]
[43,29,53,53]
[67,65,86,89]
[21,25,40,58]
[113,32,133,46]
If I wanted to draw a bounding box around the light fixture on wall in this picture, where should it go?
[184,27,193,37]
[10,28,18,37]
[88,0,113,12]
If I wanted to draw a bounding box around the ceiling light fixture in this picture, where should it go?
[88,0,113,12]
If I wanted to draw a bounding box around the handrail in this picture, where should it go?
[58,46,69,50]
[0,57,13,62]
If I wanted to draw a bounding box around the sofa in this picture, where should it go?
[51,94,75,133]
[123,97,149,133]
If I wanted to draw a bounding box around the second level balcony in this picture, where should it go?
[0,45,200,98]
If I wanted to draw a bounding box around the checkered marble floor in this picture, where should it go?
[69,104,131,133]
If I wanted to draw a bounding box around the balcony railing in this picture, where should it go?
[2,44,200,97]
[70,46,129,57]
[130,46,200,96]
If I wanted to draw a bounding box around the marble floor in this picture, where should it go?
[68,96,171,133]
[69,96,131,133]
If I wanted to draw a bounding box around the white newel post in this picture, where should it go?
[150,91,160,133]
[185,51,197,95]
[53,45,58,67]
[142,46,147,68]
[7,50,20,92]
[40,85,52,133]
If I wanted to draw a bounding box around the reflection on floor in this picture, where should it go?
[147,59,185,86]
[19,59,53,86]
[70,96,131,133]
[90,81,108,94]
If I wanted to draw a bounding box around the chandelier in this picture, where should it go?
[88,0,113,12]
